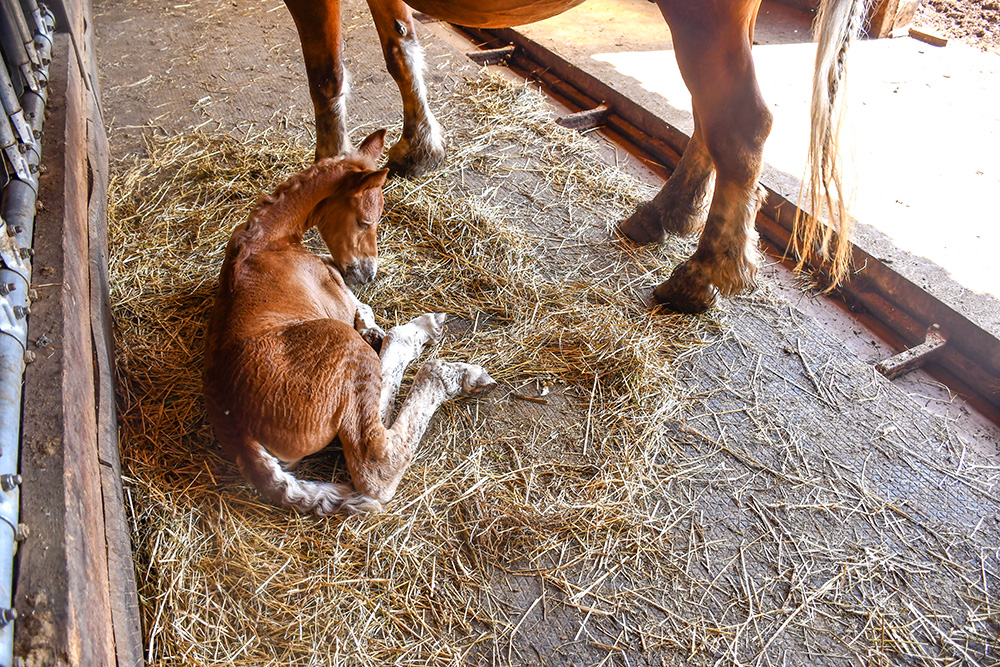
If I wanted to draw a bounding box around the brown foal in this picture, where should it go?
[203,130,496,515]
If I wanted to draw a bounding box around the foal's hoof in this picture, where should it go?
[420,360,497,399]
[360,327,386,353]
[619,201,667,245]
[653,260,717,314]
[460,365,497,396]
[412,312,447,343]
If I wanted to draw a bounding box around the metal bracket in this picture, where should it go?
[0,224,29,277]
[876,325,947,380]
[557,104,612,131]
[0,290,27,347]
[467,45,516,66]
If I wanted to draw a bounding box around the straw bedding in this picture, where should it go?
[110,73,723,665]
[110,72,1000,666]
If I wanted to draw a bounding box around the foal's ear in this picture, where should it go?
[355,168,389,193]
[356,129,387,161]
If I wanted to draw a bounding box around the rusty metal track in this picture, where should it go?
[442,23,1000,419]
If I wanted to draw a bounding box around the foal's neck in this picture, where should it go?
[247,158,350,245]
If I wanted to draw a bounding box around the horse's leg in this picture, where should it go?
[652,0,771,313]
[284,0,351,159]
[377,313,447,425]
[619,116,715,243]
[366,0,446,176]
[343,359,495,503]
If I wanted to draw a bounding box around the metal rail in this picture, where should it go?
[0,0,54,663]
[448,24,1000,419]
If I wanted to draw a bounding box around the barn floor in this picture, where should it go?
[95,0,999,665]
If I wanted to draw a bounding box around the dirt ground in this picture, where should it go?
[916,0,1000,52]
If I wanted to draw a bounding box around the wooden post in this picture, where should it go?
[866,0,923,38]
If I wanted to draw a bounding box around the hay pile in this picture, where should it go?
[110,74,723,665]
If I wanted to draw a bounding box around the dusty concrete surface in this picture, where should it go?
[94,0,1000,664]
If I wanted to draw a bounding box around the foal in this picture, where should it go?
[203,130,495,515]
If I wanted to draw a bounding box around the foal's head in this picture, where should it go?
[311,129,390,286]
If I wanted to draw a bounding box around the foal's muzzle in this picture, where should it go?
[343,257,377,286]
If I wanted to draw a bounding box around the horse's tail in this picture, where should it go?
[794,0,873,287]
[237,439,382,516]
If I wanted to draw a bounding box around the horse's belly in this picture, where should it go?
[404,0,589,28]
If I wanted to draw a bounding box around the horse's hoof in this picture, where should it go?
[619,201,667,245]
[387,149,446,178]
[653,261,717,314]
[387,128,447,178]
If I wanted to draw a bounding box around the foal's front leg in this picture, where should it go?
[346,289,387,350]
[378,313,447,425]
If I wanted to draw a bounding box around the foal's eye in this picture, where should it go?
[358,219,374,230]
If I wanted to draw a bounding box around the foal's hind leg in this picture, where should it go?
[378,313,447,425]
[347,359,496,503]
[366,0,446,176]
[620,120,715,244]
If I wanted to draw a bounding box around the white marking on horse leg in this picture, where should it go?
[386,36,446,174]
[316,69,353,159]
[402,39,444,153]
[702,181,763,296]
[653,180,763,313]
[378,313,447,425]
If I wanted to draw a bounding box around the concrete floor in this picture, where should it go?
[511,0,1000,340]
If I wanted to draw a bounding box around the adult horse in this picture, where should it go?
[283,0,870,312]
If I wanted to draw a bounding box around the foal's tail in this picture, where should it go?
[795,0,873,287]
[237,440,382,516]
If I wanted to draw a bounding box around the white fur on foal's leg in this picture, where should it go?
[387,359,496,445]
[378,313,447,425]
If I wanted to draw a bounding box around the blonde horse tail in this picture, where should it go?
[794,0,872,287]
[237,439,382,516]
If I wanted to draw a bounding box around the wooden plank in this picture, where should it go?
[909,27,948,46]
[14,31,116,666]
[84,8,144,662]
